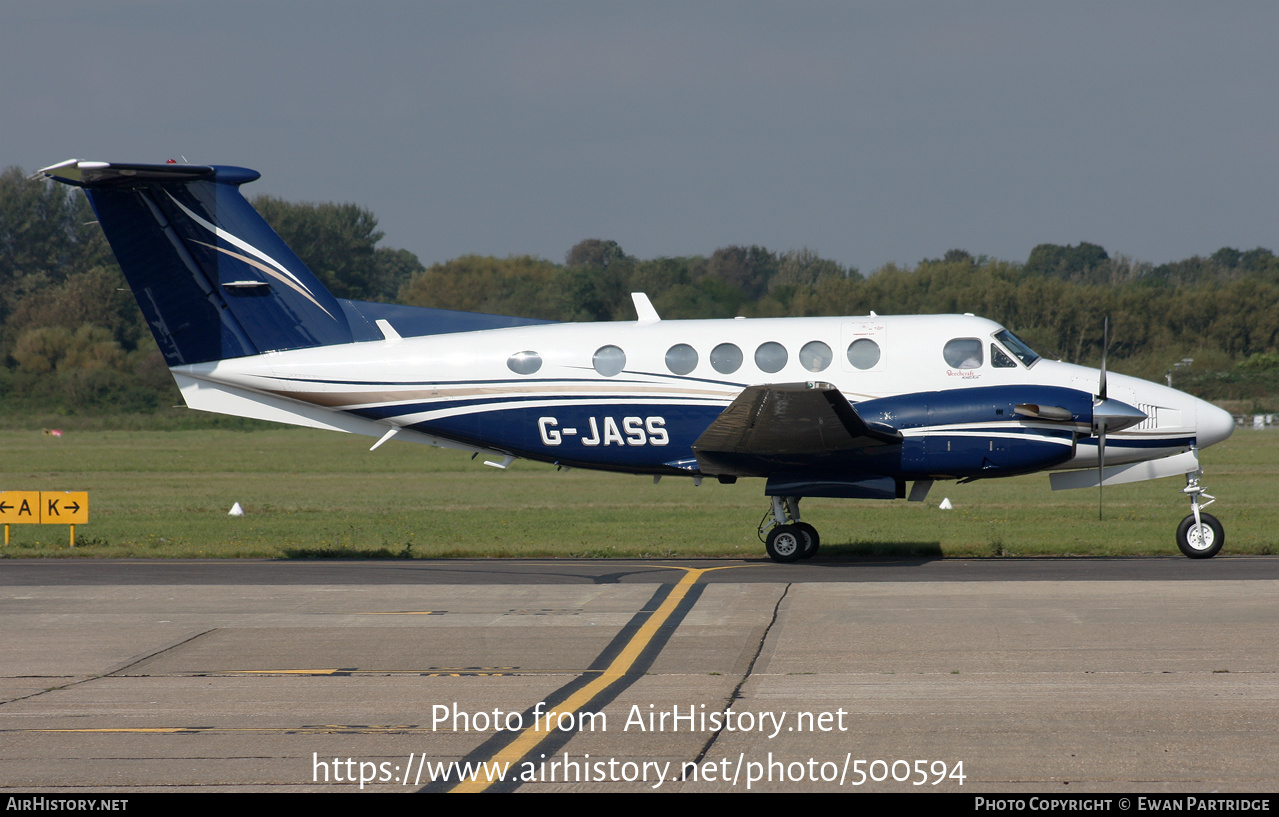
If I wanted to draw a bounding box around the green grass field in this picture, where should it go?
[1,426,1273,559]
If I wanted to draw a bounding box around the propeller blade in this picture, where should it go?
[1097,417,1106,520]
[1097,316,1110,520]
[1098,316,1108,402]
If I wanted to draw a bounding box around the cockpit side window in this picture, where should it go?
[943,338,983,369]
[994,329,1041,367]
[991,344,1017,368]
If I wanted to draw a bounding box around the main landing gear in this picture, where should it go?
[1177,463,1223,559]
[759,495,819,563]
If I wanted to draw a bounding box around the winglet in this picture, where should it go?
[631,292,660,324]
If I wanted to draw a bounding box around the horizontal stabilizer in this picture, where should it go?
[39,159,219,187]
[1049,450,1200,490]
[172,372,504,460]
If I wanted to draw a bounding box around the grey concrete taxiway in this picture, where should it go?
[1,558,1276,793]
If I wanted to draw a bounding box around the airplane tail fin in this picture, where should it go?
[40,160,355,366]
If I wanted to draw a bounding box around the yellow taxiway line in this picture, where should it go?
[450,565,744,793]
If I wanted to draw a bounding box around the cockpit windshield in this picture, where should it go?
[994,329,1041,367]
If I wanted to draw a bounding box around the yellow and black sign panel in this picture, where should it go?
[0,491,89,524]
[41,492,89,524]
[0,491,42,524]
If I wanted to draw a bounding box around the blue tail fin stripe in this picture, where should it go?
[161,189,332,316]
[43,160,558,366]
[191,239,337,320]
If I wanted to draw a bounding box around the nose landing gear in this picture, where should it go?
[1177,464,1223,558]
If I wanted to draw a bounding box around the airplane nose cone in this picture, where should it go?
[1197,400,1236,448]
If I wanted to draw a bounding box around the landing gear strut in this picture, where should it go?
[760,495,819,562]
[1177,456,1223,558]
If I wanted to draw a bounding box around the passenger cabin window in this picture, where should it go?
[711,343,743,374]
[991,344,1017,368]
[507,351,542,375]
[846,338,881,370]
[665,343,698,375]
[799,341,833,372]
[944,338,983,369]
[592,345,626,377]
[755,342,788,373]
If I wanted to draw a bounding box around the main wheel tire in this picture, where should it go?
[766,525,804,563]
[1176,512,1224,559]
[795,522,820,559]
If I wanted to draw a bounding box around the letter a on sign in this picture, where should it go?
[0,491,42,524]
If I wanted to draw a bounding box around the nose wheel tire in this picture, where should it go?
[1176,512,1223,559]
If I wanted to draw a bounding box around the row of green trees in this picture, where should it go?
[399,239,1279,406]
[3,165,1278,420]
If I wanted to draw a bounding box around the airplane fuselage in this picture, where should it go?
[173,312,1233,482]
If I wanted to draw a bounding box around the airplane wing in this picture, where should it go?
[692,382,902,477]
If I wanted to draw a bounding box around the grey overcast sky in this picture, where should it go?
[3,1,1275,274]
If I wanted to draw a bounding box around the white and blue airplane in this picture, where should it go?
[40,159,1236,562]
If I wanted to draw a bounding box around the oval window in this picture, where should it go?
[799,341,832,372]
[592,345,626,377]
[665,343,698,375]
[755,341,788,373]
[943,338,983,369]
[846,338,881,370]
[710,343,743,374]
[506,351,542,375]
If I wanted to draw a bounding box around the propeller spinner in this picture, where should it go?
[1091,318,1149,518]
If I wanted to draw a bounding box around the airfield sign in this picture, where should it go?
[0,491,41,524]
[1,491,89,546]
[41,492,89,524]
